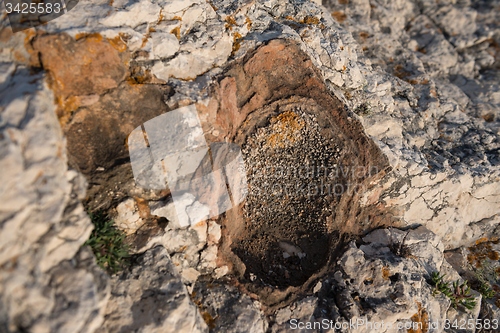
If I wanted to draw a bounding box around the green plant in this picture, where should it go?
[84,211,129,274]
[474,264,498,299]
[430,272,477,310]
[478,280,496,299]
[450,280,476,310]
[431,272,453,297]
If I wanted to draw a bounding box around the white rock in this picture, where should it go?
[207,221,222,245]
[0,63,107,332]
[101,246,207,333]
[151,32,180,59]
[115,198,143,235]
[100,1,161,29]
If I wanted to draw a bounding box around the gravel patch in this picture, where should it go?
[235,108,341,288]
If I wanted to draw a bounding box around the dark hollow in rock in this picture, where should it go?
[212,39,394,308]
[235,108,341,288]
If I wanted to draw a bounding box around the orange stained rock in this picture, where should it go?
[75,32,103,42]
[108,35,127,52]
[332,11,347,23]
[266,111,305,149]
[232,32,243,55]
[32,32,128,125]
[408,302,429,333]
[171,26,181,39]
[381,266,390,280]
[467,238,500,268]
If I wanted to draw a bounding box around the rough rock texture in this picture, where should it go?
[239,109,339,288]
[322,0,500,250]
[1,0,499,331]
[0,54,109,332]
[445,238,500,326]
[192,278,268,333]
[210,39,391,308]
[97,246,207,333]
[270,226,484,333]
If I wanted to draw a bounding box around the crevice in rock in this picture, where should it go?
[211,39,395,309]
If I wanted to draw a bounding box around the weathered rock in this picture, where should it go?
[0,55,108,332]
[98,246,207,333]
[62,82,170,175]
[445,238,500,326]
[269,226,486,333]
[272,297,321,333]
[33,33,127,101]
[1,0,499,331]
[322,0,500,250]
[39,247,110,333]
[192,279,268,333]
[8,0,496,252]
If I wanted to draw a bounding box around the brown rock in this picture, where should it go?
[34,33,127,99]
[64,82,170,175]
[32,33,128,123]
[66,82,172,212]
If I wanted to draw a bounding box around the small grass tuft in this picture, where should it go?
[431,272,453,297]
[84,211,130,274]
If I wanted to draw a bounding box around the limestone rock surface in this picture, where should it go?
[0,58,108,332]
[97,246,208,333]
[0,0,499,332]
[192,279,268,333]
